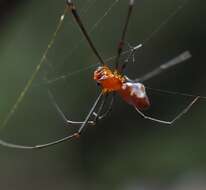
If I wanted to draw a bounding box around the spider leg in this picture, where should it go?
[66,0,104,65]
[0,92,104,149]
[115,0,134,71]
[135,51,192,83]
[78,91,104,134]
[135,96,199,125]
[48,89,106,127]
[93,92,115,121]
[92,93,109,121]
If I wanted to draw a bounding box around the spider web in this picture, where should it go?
[0,0,192,132]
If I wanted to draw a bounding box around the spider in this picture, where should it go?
[0,0,203,149]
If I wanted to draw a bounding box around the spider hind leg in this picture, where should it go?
[135,96,199,125]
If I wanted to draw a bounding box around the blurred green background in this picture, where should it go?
[0,0,206,189]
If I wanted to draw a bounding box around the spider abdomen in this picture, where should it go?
[117,82,150,109]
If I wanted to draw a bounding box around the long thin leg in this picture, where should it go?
[132,50,205,125]
[92,93,109,121]
[48,90,111,127]
[135,96,199,125]
[94,92,115,120]
[0,92,104,149]
[48,90,96,126]
[66,0,104,65]
[78,91,104,134]
[115,0,134,71]
[135,51,192,83]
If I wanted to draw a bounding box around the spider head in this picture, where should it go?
[94,66,111,81]
[93,66,124,92]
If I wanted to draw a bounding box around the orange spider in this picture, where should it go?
[0,0,200,149]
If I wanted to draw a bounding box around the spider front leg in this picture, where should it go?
[135,96,199,125]
[115,0,134,71]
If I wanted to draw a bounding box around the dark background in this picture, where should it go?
[0,0,206,189]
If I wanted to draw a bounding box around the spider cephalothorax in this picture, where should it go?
[93,65,125,92]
